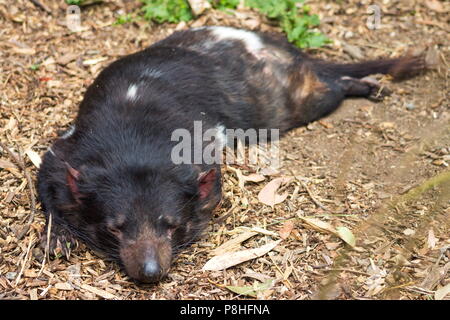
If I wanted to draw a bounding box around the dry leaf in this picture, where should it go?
[318,120,334,129]
[247,226,278,237]
[425,0,446,13]
[365,260,387,297]
[259,167,280,176]
[421,263,447,290]
[435,283,450,300]
[380,122,395,129]
[325,242,341,250]
[297,216,336,233]
[342,43,364,60]
[12,47,35,55]
[42,57,55,66]
[202,240,281,271]
[5,118,17,130]
[279,220,295,240]
[228,166,265,189]
[243,173,266,183]
[25,149,42,168]
[258,177,293,207]
[0,159,17,169]
[298,215,356,247]
[427,229,438,249]
[336,226,356,247]
[403,228,415,236]
[82,57,108,66]
[29,288,38,300]
[225,279,274,298]
[211,231,258,256]
[425,47,440,68]
[57,53,78,65]
[234,168,246,189]
[55,282,73,291]
[80,284,118,300]
[241,269,273,283]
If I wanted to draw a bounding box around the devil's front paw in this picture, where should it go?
[40,223,78,259]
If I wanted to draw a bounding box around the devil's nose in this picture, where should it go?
[142,260,161,281]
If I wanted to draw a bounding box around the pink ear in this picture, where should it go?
[65,162,82,203]
[198,168,217,199]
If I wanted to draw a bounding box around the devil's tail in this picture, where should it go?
[316,54,427,81]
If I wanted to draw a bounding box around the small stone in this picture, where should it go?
[432,159,448,167]
[175,21,187,31]
[405,103,416,110]
[344,31,354,39]
[32,248,44,261]
[6,272,17,280]
[187,0,211,16]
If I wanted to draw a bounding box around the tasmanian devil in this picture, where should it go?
[37,26,426,283]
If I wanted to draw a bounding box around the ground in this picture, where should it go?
[0,0,448,300]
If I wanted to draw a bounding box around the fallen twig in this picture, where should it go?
[15,235,36,286]
[28,0,52,14]
[0,139,37,236]
[296,177,329,211]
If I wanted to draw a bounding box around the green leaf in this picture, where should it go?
[30,64,40,71]
[336,226,356,247]
[244,0,327,49]
[210,0,240,11]
[66,0,85,5]
[114,14,133,25]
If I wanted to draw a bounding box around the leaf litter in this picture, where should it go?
[0,0,449,300]
[203,240,282,271]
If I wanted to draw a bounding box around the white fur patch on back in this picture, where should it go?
[144,68,163,78]
[126,84,138,101]
[208,26,264,55]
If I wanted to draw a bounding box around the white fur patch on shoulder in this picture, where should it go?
[215,124,227,150]
[48,146,56,156]
[61,125,76,139]
[126,84,139,101]
[208,26,264,55]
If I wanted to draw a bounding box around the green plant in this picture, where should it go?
[65,0,86,5]
[135,0,329,48]
[114,13,134,25]
[65,0,103,5]
[244,0,329,48]
[141,0,193,23]
[210,0,240,11]
[30,63,40,71]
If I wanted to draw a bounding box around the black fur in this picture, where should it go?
[37,27,425,283]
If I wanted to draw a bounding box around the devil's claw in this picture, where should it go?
[40,224,78,259]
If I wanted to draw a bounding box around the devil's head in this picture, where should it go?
[51,158,221,283]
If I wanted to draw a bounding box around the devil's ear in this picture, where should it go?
[198,168,217,199]
[65,162,82,203]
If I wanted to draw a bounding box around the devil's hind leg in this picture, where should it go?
[338,76,392,101]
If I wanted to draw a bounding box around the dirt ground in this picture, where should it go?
[0,0,449,300]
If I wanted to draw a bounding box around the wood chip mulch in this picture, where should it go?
[0,0,449,300]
